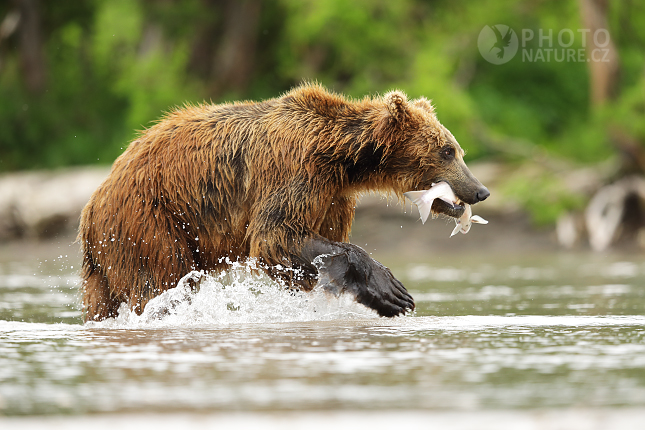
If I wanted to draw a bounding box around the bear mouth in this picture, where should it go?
[431,197,466,219]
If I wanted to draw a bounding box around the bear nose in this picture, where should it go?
[475,186,490,202]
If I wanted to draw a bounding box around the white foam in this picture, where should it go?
[86,260,377,329]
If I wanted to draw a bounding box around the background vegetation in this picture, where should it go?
[0,0,644,224]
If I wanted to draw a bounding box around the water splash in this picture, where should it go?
[87,260,377,328]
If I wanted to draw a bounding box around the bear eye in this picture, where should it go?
[441,146,455,160]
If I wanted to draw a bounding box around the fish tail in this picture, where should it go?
[404,191,433,224]
[418,204,432,224]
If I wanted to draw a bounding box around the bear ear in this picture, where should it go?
[412,97,435,114]
[384,90,409,122]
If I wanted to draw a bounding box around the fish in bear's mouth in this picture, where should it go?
[404,181,464,222]
[404,182,488,236]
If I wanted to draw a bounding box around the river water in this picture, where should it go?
[1,238,645,428]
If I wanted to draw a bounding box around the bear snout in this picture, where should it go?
[475,186,490,202]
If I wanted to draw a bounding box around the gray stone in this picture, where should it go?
[0,167,110,240]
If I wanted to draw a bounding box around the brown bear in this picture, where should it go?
[79,83,489,321]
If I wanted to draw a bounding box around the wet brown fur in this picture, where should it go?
[79,83,482,321]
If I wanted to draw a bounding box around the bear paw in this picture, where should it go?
[313,245,415,317]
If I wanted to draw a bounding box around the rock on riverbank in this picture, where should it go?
[0,167,110,240]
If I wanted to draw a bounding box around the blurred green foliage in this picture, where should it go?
[0,1,644,223]
[502,167,588,225]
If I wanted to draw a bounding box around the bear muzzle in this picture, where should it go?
[475,186,490,202]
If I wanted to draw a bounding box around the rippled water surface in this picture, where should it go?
[1,243,645,418]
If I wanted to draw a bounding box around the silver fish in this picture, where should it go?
[404,182,488,236]
[450,204,488,237]
[404,182,458,224]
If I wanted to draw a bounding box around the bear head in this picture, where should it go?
[374,90,489,219]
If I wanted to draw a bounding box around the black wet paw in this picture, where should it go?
[313,245,415,317]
